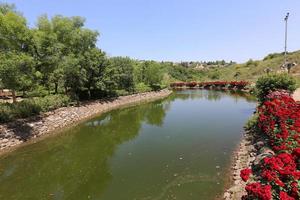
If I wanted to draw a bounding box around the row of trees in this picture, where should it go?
[0,3,168,102]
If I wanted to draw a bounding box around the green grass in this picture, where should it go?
[201,50,300,83]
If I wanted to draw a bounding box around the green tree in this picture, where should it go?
[61,54,83,99]
[33,15,63,91]
[0,52,34,102]
[0,4,35,102]
[81,48,107,99]
[0,3,17,14]
[107,57,135,93]
[0,7,33,53]
[141,61,163,90]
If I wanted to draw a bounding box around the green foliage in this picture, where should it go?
[0,101,40,123]
[245,113,259,132]
[256,74,297,102]
[0,103,14,122]
[0,8,33,52]
[138,61,164,90]
[208,69,220,80]
[263,52,284,61]
[115,89,130,96]
[107,57,135,92]
[25,85,49,97]
[0,94,70,123]
[135,83,152,93]
[32,94,71,112]
[0,3,17,14]
[245,59,258,67]
[0,52,34,94]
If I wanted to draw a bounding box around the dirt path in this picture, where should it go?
[293,88,300,101]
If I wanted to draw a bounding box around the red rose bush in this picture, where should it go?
[242,90,300,200]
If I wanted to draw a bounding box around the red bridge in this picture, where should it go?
[170,81,250,90]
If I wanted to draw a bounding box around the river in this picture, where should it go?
[0,89,256,200]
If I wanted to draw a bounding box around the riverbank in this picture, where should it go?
[223,130,257,199]
[0,89,172,152]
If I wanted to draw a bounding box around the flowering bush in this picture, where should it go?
[242,90,300,200]
[256,74,296,102]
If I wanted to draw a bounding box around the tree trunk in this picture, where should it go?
[54,82,58,94]
[12,90,17,103]
[64,86,68,94]
[87,87,91,100]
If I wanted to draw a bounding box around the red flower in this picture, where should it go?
[245,183,272,200]
[240,168,252,182]
[279,191,295,200]
[292,148,300,159]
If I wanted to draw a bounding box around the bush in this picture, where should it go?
[33,94,71,112]
[115,89,130,96]
[0,104,14,122]
[135,83,151,93]
[0,101,41,123]
[0,94,71,123]
[256,74,296,102]
[150,84,162,91]
[14,101,41,118]
[25,85,49,97]
[244,113,259,132]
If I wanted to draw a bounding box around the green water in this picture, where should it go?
[0,90,256,200]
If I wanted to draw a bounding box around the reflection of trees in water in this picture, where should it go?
[171,89,256,103]
[206,90,222,101]
[0,100,169,200]
[226,90,256,103]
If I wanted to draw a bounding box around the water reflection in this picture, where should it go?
[172,89,256,103]
[0,101,169,200]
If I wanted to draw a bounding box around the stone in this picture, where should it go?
[253,153,272,166]
[259,147,275,155]
[254,141,265,150]
[228,186,240,194]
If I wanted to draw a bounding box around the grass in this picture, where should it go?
[201,50,300,84]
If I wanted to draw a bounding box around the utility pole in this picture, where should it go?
[284,12,289,67]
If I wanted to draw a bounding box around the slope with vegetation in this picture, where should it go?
[201,51,300,84]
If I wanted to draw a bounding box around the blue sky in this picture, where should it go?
[3,0,300,63]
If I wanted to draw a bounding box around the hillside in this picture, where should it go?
[200,50,300,84]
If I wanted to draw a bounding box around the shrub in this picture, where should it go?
[245,113,259,132]
[0,104,14,122]
[115,89,130,96]
[135,83,152,93]
[13,100,41,118]
[0,94,71,123]
[33,94,71,112]
[25,85,49,97]
[150,84,162,91]
[256,74,296,102]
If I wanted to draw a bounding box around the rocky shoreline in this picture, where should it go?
[0,89,172,153]
[223,130,255,199]
[223,126,275,199]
